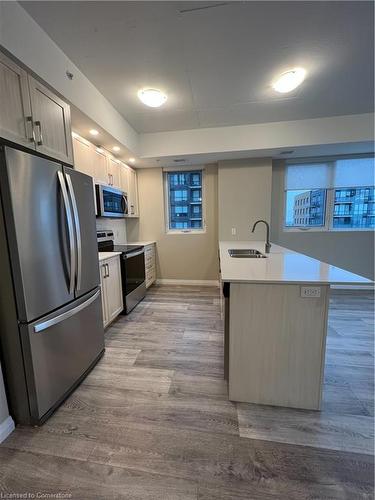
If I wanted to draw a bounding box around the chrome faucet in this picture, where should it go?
[251,220,271,254]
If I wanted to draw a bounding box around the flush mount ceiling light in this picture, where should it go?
[137,88,167,108]
[129,158,135,163]
[272,68,306,93]
[89,129,99,136]
[112,146,120,152]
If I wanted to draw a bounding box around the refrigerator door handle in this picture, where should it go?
[57,171,76,295]
[65,173,82,292]
[33,290,101,333]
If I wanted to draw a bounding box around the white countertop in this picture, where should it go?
[128,241,156,246]
[98,251,122,262]
[219,241,373,285]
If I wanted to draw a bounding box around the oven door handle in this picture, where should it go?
[125,250,144,259]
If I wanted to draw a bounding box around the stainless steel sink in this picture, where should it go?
[228,249,267,258]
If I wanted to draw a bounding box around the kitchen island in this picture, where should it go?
[219,241,372,410]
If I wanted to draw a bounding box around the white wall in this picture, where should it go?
[127,165,219,281]
[218,158,273,241]
[96,218,127,245]
[139,113,375,159]
[271,160,374,280]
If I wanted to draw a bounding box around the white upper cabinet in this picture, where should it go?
[107,156,121,188]
[92,147,109,185]
[119,162,139,216]
[28,76,73,164]
[127,166,139,217]
[0,52,33,148]
[71,134,139,217]
[119,163,129,194]
[72,135,95,177]
[0,51,73,164]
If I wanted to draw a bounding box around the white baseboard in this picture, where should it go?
[156,279,219,287]
[0,415,15,443]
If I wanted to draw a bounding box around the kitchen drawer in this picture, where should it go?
[146,256,155,268]
[145,244,155,256]
[145,252,154,263]
[146,266,155,278]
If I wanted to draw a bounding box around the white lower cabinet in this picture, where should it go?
[144,243,156,288]
[99,255,123,327]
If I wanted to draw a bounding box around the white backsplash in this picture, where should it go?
[96,218,127,244]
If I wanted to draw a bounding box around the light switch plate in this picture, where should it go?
[231,227,236,236]
[300,286,321,298]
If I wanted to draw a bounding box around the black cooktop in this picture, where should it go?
[113,244,144,254]
[98,240,143,254]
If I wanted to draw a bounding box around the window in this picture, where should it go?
[332,187,375,229]
[284,156,375,231]
[165,170,204,232]
[285,189,326,228]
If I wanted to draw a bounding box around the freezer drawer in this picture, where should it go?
[21,288,104,421]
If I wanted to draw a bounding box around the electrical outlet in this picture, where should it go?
[231,227,236,236]
[300,286,321,298]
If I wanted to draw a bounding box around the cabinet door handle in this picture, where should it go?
[34,120,43,145]
[106,263,110,277]
[26,116,35,143]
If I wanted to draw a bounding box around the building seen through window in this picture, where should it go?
[167,170,203,230]
[333,187,375,228]
[286,189,326,227]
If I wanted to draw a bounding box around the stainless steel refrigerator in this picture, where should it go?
[0,146,104,425]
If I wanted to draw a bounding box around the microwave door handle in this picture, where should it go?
[57,171,76,295]
[121,195,128,214]
[65,173,82,292]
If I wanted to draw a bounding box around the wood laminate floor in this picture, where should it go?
[1,285,374,499]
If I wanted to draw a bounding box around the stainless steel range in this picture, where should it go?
[97,231,146,314]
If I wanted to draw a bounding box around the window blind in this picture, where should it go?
[333,157,374,188]
[285,162,331,190]
[286,157,374,190]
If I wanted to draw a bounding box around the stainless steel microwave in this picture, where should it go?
[95,184,128,218]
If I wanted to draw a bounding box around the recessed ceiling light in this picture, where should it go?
[137,88,167,108]
[112,146,120,152]
[272,68,306,93]
[129,158,136,163]
[89,129,99,136]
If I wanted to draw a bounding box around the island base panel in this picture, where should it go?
[228,283,329,410]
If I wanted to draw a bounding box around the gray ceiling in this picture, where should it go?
[21,1,374,134]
